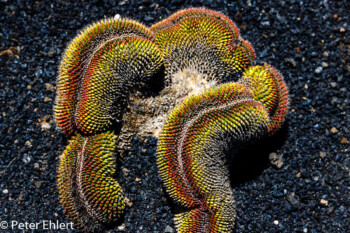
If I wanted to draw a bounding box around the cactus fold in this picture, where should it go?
[55,18,162,135]
[151,8,256,80]
[57,131,124,232]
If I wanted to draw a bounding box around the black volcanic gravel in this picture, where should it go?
[0,0,349,232]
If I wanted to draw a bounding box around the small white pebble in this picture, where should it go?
[320,199,328,206]
[45,83,55,92]
[25,140,32,147]
[273,220,279,225]
[41,122,51,131]
[303,227,308,232]
[118,224,125,231]
[44,97,52,102]
[114,14,121,20]
[2,189,9,194]
[315,66,323,74]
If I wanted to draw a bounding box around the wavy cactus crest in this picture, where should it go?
[57,131,124,232]
[55,18,163,135]
[55,8,289,233]
[157,67,288,233]
[151,8,256,81]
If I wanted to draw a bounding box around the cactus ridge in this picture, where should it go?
[157,83,270,232]
[151,8,240,39]
[54,8,289,233]
[151,8,256,82]
[239,63,289,133]
[57,132,125,232]
[74,35,163,134]
[55,18,162,135]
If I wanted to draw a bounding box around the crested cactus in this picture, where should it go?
[55,8,289,233]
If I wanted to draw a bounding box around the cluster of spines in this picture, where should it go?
[55,18,162,135]
[150,8,256,80]
[74,35,162,134]
[57,131,124,232]
[239,63,289,133]
[151,8,240,39]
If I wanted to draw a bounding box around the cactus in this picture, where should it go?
[55,8,289,233]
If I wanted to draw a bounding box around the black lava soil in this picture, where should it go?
[0,0,349,233]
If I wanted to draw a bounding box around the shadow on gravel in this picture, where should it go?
[104,215,125,232]
[230,122,289,187]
